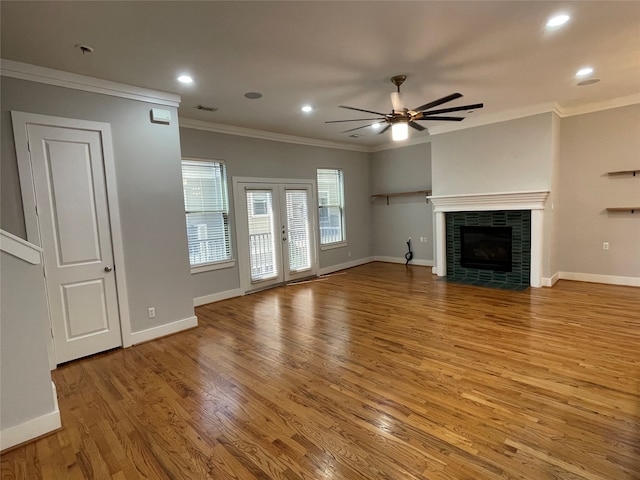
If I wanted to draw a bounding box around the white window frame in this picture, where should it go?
[316,168,347,250]
[181,157,235,274]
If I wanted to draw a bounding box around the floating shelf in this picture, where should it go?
[606,207,639,213]
[371,190,432,205]
[607,170,639,177]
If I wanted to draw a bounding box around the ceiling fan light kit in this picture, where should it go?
[392,122,409,141]
[326,75,484,141]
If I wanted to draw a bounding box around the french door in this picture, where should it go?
[235,180,317,293]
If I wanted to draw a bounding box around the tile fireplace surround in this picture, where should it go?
[428,191,550,288]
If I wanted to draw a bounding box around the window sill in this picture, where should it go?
[191,259,236,274]
[320,241,348,251]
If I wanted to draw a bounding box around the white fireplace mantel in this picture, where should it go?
[427,190,550,288]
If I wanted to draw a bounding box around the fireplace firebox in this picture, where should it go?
[460,226,512,272]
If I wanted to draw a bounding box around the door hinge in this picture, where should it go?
[50,326,54,338]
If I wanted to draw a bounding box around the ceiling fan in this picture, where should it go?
[326,75,484,141]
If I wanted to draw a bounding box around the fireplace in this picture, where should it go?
[428,191,550,288]
[460,225,512,272]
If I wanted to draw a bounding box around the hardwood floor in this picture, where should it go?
[2,262,639,479]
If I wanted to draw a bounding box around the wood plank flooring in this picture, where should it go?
[2,262,639,479]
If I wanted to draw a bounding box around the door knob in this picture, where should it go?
[104,265,113,272]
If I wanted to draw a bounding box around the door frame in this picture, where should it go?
[12,111,133,368]
[232,176,319,295]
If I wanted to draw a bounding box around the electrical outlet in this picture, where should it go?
[602,242,609,250]
[148,307,156,318]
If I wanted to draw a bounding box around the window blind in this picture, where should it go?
[181,160,231,266]
[317,168,345,244]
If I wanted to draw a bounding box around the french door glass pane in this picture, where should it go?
[285,190,311,273]
[246,191,277,282]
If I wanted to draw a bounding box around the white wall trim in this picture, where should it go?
[554,93,640,118]
[374,256,434,267]
[429,102,557,136]
[370,136,432,153]
[0,382,60,451]
[542,272,560,287]
[194,289,242,307]
[426,94,640,136]
[1,59,180,107]
[318,256,374,276]
[0,230,42,265]
[130,316,198,345]
[558,272,640,288]
[179,117,369,153]
[428,191,550,211]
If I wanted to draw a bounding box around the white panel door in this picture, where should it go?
[235,181,317,293]
[27,124,122,364]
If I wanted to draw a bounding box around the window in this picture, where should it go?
[316,168,345,245]
[181,160,232,267]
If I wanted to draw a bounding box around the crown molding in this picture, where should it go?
[178,117,370,153]
[554,93,640,118]
[369,134,432,153]
[428,102,558,136]
[0,59,180,107]
[427,93,640,136]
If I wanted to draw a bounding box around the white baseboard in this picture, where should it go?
[432,266,438,275]
[130,315,198,345]
[558,271,640,287]
[542,272,560,287]
[0,381,60,451]
[318,256,374,276]
[194,288,242,307]
[374,256,435,267]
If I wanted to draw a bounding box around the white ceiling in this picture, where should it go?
[2,1,639,147]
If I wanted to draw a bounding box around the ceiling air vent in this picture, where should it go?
[195,104,218,112]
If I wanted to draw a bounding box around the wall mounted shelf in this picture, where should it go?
[371,190,432,205]
[606,207,639,213]
[607,169,639,177]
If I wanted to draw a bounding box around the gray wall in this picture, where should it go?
[1,250,56,431]
[431,113,554,196]
[558,104,640,278]
[179,127,372,299]
[370,143,433,262]
[1,77,194,333]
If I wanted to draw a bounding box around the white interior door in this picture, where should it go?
[235,181,317,293]
[27,124,122,364]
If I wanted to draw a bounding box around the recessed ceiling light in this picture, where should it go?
[244,92,263,99]
[575,67,594,78]
[301,105,313,113]
[371,123,382,129]
[546,14,570,28]
[177,74,194,84]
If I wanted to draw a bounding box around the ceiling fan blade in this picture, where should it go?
[341,124,376,133]
[325,118,384,124]
[409,121,426,131]
[413,93,463,112]
[418,116,465,122]
[379,124,391,135]
[390,92,404,112]
[339,105,388,116]
[419,103,484,116]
